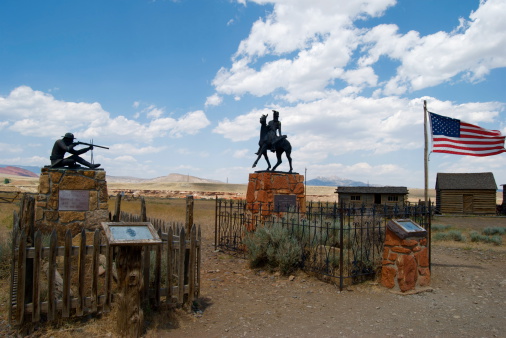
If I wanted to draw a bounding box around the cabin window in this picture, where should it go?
[351,195,361,201]
[388,196,399,202]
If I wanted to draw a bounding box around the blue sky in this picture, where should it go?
[0,0,505,188]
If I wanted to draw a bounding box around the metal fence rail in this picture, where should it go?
[215,199,432,289]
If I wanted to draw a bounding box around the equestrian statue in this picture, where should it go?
[252,110,293,172]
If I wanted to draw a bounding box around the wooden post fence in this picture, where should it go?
[10,224,201,326]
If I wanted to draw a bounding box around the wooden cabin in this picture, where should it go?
[435,172,497,214]
[335,186,408,206]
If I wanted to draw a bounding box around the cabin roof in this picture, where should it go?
[335,186,408,194]
[435,172,497,190]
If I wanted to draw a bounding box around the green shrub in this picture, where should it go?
[470,231,502,246]
[483,227,506,236]
[433,230,466,242]
[3,178,10,184]
[432,224,452,232]
[243,222,302,275]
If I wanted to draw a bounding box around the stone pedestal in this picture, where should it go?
[245,172,305,231]
[36,168,109,236]
[381,227,430,292]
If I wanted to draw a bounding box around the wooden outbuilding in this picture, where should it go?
[435,172,497,214]
[335,186,408,206]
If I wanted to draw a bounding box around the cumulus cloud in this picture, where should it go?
[213,108,267,141]
[109,144,166,155]
[0,86,211,141]
[0,143,23,153]
[216,0,506,100]
[363,0,506,94]
[233,149,249,158]
[214,94,504,164]
[205,93,223,106]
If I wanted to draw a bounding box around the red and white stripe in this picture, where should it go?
[432,121,506,156]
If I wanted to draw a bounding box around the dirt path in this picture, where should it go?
[146,217,506,338]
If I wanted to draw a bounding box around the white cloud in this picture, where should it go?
[213,108,267,141]
[0,155,47,166]
[214,94,505,164]
[213,0,397,101]
[205,93,223,107]
[215,0,506,100]
[145,105,164,119]
[0,143,23,153]
[233,149,249,158]
[375,0,506,94]
[109,144,166,155]
[0,86,210,141]
[439,155,506,174]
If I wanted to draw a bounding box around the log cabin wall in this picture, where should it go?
[435,172,498,215]
[438,189,496,214]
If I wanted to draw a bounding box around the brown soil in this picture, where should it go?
[143,216,506,338]
[1,216,505,337]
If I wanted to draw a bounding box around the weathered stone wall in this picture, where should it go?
[36,168,109,236]
[381,228,430,292]
[245,172,305,230]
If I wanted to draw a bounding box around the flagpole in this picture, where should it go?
[424,100,428,207]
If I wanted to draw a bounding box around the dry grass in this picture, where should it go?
[0,177,503,336]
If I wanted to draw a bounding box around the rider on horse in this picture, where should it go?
[256,110,287,155]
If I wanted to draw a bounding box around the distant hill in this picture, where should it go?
[0,165,39,177]
[107,173,223,184]
[306,176,377,187]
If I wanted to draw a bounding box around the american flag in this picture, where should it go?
[429,112,506,156]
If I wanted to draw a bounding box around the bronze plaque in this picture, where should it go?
[59,190,90,211]
[274,194,297,212]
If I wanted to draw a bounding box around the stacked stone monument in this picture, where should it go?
[36,133,109,236]
[36,167,109,236]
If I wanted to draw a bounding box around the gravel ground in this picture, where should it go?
[1,216,505,337]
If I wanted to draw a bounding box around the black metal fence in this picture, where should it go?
[215,199,432,290]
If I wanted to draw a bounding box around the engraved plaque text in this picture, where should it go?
[274,194,297,212]
[59,190,90,211]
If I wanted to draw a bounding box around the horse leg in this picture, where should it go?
[252,152,262,168]
[253,145,268,168]
[285,150,293,173]
[263,152,271,171]
[271,150,283,171]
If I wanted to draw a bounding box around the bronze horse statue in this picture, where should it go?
[252,114,293,172]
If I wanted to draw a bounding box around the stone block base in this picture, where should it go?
[36,167,109,236]
[245,172,305,230]
[381,228,430,292]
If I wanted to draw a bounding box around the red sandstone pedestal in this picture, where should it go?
[245,172,305,231]
[381,225,430,293]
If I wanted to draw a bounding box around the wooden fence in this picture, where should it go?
[9,197,201,326]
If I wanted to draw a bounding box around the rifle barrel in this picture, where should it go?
[76,141,109,149]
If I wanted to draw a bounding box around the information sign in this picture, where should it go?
[387,219,427,239]
[101,222,162,246]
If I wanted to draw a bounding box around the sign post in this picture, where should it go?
[101,222,162,337]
